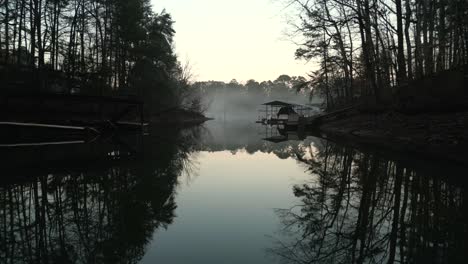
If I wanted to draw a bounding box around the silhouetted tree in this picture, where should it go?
[0,0,188,112]
[287,0,468,109]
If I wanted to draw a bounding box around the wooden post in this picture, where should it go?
[140,103,144,129]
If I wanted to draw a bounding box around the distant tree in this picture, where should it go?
[245,79,265,97]
[275,74,292,84]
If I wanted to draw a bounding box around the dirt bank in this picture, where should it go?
[318,111,468,164]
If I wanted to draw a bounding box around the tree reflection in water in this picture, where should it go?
[271,140,468,264]
[0,126,202,263]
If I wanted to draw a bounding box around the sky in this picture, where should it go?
[151,0,311,82]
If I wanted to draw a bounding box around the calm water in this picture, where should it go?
[1,121,467,263]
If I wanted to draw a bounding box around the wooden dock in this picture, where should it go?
[0,93,147,132]
[0,93,149,147]
[270,105,358,128]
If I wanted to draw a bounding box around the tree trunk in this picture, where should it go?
[396,0,407,85]
[5,0,10,63]
[80,0,86,74]
[358,0,380,102]
[17,0,26,65]
[30,0,36,67]
[34,0,44,68]
[324,1,351,100]
[426,0,435,75]
[405,0,413,80]
[414,0,424,78]
[437,0,446,71]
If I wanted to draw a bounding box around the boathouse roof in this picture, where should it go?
[277,106,298,116]
[262,100,297,107]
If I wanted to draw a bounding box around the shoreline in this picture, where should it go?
[0,108,211,145]
[151,108,212,126]
[315,111,468,165]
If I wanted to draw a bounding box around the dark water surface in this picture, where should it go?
[1,121,467,263]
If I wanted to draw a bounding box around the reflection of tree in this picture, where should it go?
[0,127,201,263]
[271,141,468,264]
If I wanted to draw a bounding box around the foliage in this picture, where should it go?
[288,0,468,110]
[0,0,190,114]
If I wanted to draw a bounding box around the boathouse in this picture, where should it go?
[258,100,317,125]
[277,106,300,122]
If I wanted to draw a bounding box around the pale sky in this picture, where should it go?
[151,0,310,82]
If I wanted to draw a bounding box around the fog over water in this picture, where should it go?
[194,76,323,121]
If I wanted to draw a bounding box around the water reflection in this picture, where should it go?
[0,126,202,263]
[2,121,467,263]
[271,140,468,264]
[198,121,323,159]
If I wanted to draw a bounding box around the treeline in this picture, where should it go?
[0,0,189,111]
[193,75,318,119]
[290,0,468,109]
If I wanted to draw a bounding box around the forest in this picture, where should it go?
[0,0,193,113]
[288,0,468,110]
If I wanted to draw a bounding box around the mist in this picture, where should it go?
[194,75,323,122]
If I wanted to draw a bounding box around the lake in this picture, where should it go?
[1,120,467,263]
